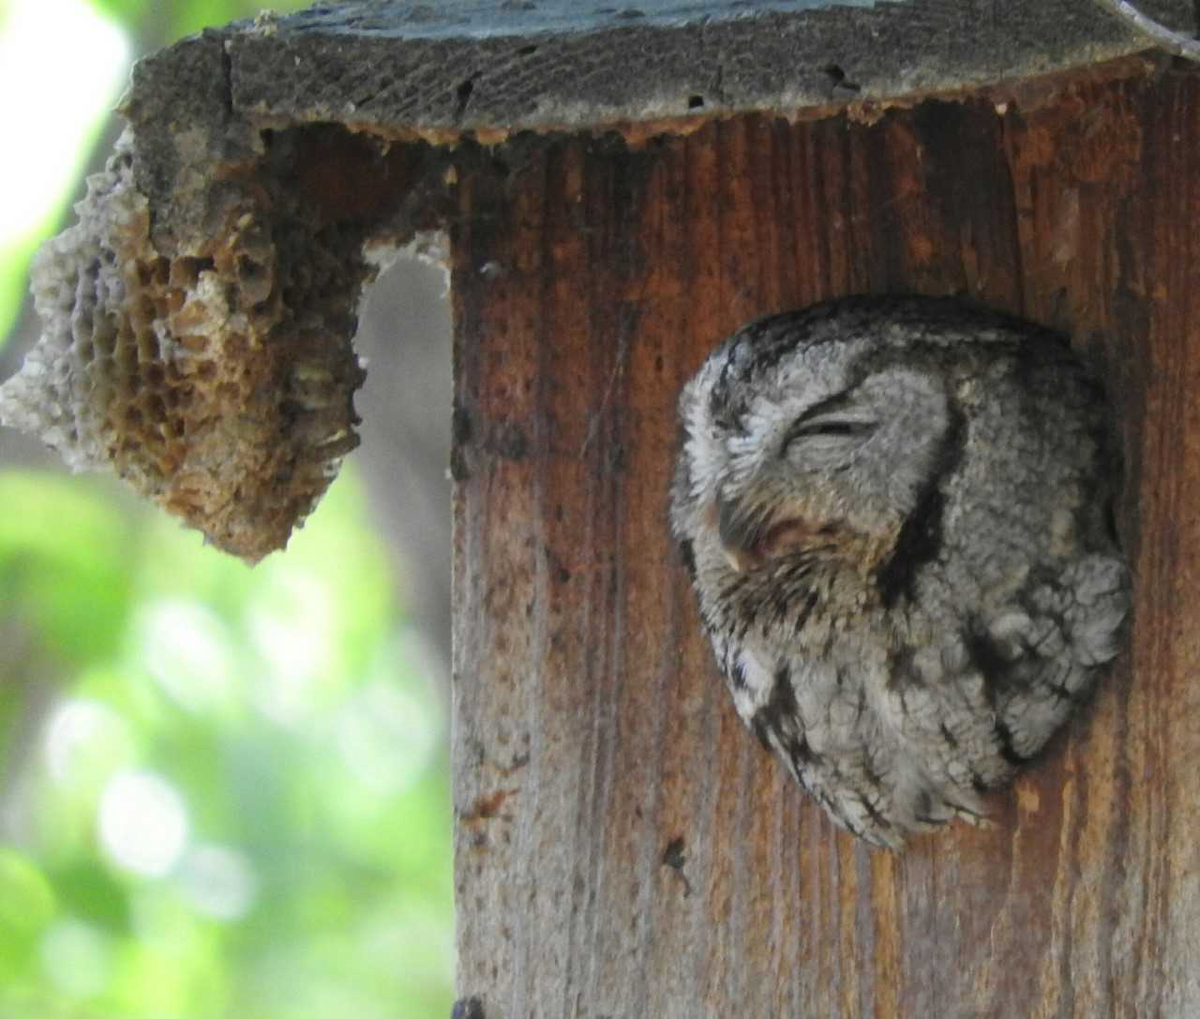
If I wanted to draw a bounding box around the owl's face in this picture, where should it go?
[675,316,953,582]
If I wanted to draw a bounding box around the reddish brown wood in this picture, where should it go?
[451,62,1200,1018]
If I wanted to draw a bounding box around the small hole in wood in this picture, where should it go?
[455,77,476,120]
[822,63,861,92]
[662,836,686,869]
[688,94,705,109]
[451,997,485,1019]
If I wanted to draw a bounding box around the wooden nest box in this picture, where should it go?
[3,1,1200,1015]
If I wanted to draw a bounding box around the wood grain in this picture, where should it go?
[451,61,1200,1018]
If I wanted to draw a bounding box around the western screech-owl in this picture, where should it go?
[670,296,1130,848]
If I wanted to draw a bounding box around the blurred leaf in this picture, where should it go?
[171,0,253,37]
[45,863,130,936]
[86,0,152,26]
[107,898,229,1017]
[0,848,56,970]
[88,0,312,42]
[0,474,135,663]
[0,849,56,935]
[0,235,38,352]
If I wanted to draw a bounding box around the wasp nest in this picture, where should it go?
[0,130,369,562]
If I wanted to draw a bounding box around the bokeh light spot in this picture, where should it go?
[98,770,189,878]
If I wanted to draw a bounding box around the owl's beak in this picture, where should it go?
[716,493,836,572]
[722,545,755,573]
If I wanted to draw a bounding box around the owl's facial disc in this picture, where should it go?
[716,488,889,574]
[715,397,897,572]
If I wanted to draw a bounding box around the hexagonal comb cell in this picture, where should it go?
[0,130,369,562]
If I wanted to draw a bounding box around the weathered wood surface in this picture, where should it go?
[451,59,1200,1017]
[145,0,1194,143]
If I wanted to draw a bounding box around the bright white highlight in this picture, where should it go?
[135,601,238,715]
[98,770,189,878]
[0,0,130,241]
[44,698,129,784]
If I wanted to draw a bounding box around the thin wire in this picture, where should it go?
[1094,0,1200,61]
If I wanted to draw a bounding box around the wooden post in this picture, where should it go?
[450,67,1200,1016]
[4,3,1200,1016]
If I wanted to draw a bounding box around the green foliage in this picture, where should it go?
[0,848,57,970]
[0,469,455,1017]
[86,0,153,29]
[88,0,312,42]
[0,475,135,664]
[2,4,454,1013]
[0,235,40,354]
